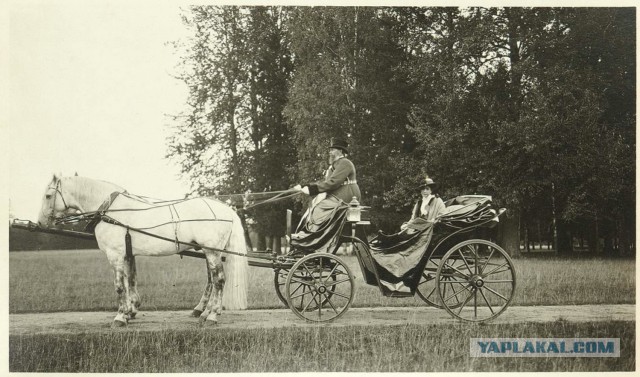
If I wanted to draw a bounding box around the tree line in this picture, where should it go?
[167,6,635,256]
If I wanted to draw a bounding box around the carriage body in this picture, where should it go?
[278,195,517,323]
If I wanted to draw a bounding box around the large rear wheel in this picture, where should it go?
[416,256,466,309]
[436,240,516,322]
[285,253,355,322]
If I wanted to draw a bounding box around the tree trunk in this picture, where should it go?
[498,212,520,257]
[556,221,572,254]
[551,183,559,254]
[523,221,530,253]
[587,219,597,254]
[256,233,266,251]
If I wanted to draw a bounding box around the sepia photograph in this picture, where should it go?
[6,2,636,373]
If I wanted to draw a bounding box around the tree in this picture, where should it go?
[284,7,414,231]
[399,7,635,255]
[168,6,251,197]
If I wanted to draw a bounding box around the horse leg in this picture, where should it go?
[199,252,225,324]
[112,267,129,327]
[192,263,213,317]
[105,250,134,327]
[127,256,141,319]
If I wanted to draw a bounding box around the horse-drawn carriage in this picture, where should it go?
[13,175,516,326]
[270,194,516,323]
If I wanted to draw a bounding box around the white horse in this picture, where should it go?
[37,174,248,326]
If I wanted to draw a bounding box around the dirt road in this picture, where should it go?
[9,304,634,335]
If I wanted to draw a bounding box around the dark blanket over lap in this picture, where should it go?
[291,196,348,254]
[370,222,435,282]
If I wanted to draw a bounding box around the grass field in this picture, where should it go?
[9,249,636,372]
[9,322,635,372]
[9,249,636,313]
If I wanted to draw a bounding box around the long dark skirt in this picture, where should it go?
[291,195,348,254]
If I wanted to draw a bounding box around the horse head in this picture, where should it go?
[37,173,127,227]
[37,173,77,227]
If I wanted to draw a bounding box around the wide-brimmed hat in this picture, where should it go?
[329,137,349,154]
[419,176,439,191]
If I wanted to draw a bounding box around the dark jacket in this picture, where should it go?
[307,157,361,203]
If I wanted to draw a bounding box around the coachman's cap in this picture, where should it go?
[329,137,349,154]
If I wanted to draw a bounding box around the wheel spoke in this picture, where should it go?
[474,289,478,319]
[418,273,436,286]
[321,292,340,314]
[463,244,480,275]
[324,263,339,284]
[446,277,464,306]
[443,283,472,303]
[426,284,437,300]
[457,249,474,274]
[289,279,308,297]
[300,291,320,313]
[478,288,495,314]
[483,261,509,276]
[325,277,351,287]
[484,267,512,276]
[290,285,315,300]
[442,263,471,279]
[455,289,475,315]
[440,279,471,284]
[479,248,495,273]
[481,285,509,301]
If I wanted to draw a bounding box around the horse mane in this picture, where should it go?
[65,176,126,208]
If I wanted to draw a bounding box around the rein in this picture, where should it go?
[53,188,304,226]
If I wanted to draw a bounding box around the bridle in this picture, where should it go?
[42,178,72,225]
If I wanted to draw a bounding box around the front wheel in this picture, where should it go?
[285,253,355,322]
[274,268,290,308]
[436,240,516,322]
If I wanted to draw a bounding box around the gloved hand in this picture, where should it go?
[292,184,302,191]
[301,186,310,195]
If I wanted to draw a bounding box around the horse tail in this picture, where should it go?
[221,214,248,310]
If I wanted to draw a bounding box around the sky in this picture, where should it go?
[7,2,193,221]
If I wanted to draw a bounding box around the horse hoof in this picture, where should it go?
[202,319,218,326]
[192,309,203,318]
[128,312,137,319]
[112,319,127,328]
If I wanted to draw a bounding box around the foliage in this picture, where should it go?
[167,6,635,252]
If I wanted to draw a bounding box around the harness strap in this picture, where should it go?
[125,228,133,261]
[168,204,181,253]
[100,215,247,258]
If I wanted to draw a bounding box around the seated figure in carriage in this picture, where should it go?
[372,176,446,248]
[290,137,361,255]
[367,174,502,296]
